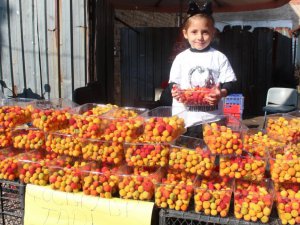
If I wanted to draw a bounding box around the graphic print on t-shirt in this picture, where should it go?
[188,66,216,88]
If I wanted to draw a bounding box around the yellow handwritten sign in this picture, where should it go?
[24,184,154,225]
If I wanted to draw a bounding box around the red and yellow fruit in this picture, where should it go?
[31,108,71,132]
[142,116,185,143]
[45,133,82,157]
[82,140,123,165]
[155,180,193,211]
[276,183,300,225]
[118,167,163,201]
[82,165,120,198]
[266,116,300,144]
[203,122,243,155]
[13,129,45,151]
[0,105,32,132]
[269,146,300,183]
[169,146,214,176]
[194,176,233,217]
[172,85,214,106]
[219,154,266,181]
[234,180,274,223]
[125,143,170,167]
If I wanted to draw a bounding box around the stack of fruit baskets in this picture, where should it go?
[200,114,277,224]
[119,106,187,202]
[154,135,214,212]
[0,98,35,149]
[265,113,300,225]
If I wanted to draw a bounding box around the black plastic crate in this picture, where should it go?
[0,180,25,225]
[159,209,282,225]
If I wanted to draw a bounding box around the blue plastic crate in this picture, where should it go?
[224,94,244,111]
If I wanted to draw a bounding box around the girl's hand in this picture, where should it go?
[205,83,222,106]
[171,84,181,101]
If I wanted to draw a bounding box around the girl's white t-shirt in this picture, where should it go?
[169,47,236,127]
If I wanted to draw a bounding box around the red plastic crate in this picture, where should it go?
[223,104,241,114]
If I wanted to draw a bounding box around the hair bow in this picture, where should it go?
[187,0,213,16]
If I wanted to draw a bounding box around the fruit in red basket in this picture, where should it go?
[169,146,214,176]
[203,123,243,155]
[172,86,213,105]
[143,116,185,143]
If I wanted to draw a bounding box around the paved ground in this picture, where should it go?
[242,115,265,129]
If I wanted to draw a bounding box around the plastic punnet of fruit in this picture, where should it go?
[234,179,274,224]
[194,175,233,217]
[12,126,45,151]
[0,147,25,180]
[124,142,170,167]
[17,150,56,185]
[155,179,193,211]
[82,138,123,165]
[31,99,77,132]
[169,135,215,176]
[219,151,267,181]
[81,163,128,198]
[68,103,117,139]
[140,106,186,143]
[118,166,164,201]
[203,114,244,155]
[266,114,300,144]
[48,158,87,193]
[269,145,300,183]
[275,183,300,225]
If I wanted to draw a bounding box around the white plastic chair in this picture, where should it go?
[262,87,298,128]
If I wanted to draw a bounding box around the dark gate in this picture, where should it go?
[121,26,295,116]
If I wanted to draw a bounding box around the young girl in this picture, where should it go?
[170,1,236,133]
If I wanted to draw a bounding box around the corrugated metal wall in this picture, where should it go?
[120,27,178,107]
[0,0,114,102]
[0,0,88,100]
[121,26,296,116]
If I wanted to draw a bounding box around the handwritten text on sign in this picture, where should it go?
[24,184,154,225]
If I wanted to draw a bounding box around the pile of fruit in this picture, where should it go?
[4,99,300,224]
[194,176,233,217]
[234,179,274,223]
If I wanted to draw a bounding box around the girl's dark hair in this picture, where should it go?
[182,13,215,30]
[183,1,214,29]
